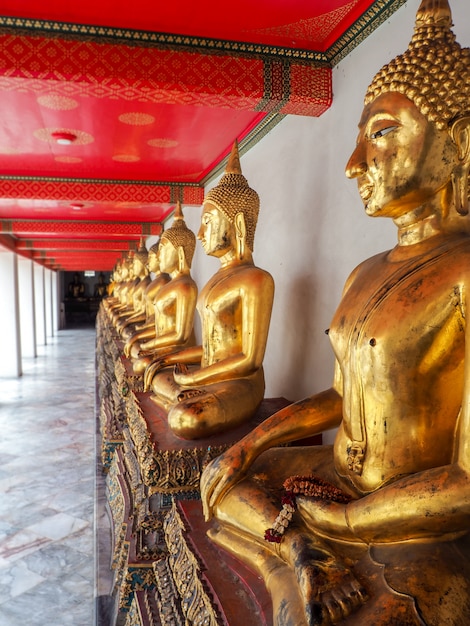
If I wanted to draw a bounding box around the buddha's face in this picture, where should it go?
[158,238,178,273]
[148,250,160,274]
[346,92,457,221]
[198,202,233,257]
[133,258,144,276]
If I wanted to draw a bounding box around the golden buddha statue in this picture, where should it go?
[103,261,123,306]
[94,272,109,298]
[200,2,470,624]
[123,241,170,356]
[106,254,134,320]
[145,141,275,440]
[67,272,85,298]
[116,241,151,335]
[131,203,198,376]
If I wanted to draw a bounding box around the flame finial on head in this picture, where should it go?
[416,0,451,27]
[134,237,148,264]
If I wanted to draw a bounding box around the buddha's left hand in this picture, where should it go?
[174,362,195,386]
[296,497,359,542]
[143,358,166,391]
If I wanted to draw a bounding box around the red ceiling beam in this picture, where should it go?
[32,250,122,260]
[0,177,203,206]
[16,238,134,251]
[1,220,162,239]
[0,33,332,117]
[33,250,125,271]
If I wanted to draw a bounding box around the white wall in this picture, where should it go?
[180,0,469,434]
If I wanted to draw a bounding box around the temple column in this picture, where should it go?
[34,263,47,346]
[52,270,59,333]
[18,257,37,358]
[0,247,22,377]
[44,267,54,338]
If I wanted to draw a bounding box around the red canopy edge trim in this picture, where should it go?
[0,178,204,205]
[327,0,407,66]
[0,34,332,116]
[16,239,135,251]
[1,220,163,237]
[0,17,328,63]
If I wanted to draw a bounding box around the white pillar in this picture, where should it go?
[52,270,59,332]
[45,268,53,338]
[34,263,47,346]
[0,248,22,377]
[18,257,37,358]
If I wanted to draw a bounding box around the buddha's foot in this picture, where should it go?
[177,388,206,401]
[291,540,367,625]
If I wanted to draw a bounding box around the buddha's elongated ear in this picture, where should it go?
[450,116,470,215]
[177,245,187,272]
[234,212,247,260]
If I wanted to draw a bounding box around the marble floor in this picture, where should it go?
[0,325,107,626]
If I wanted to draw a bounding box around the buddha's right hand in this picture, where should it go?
[200,442,252,521]
[123,338,135,358]
[143,358,165,391]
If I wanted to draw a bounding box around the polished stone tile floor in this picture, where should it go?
[0,327,99,626]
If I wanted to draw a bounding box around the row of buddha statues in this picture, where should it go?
[103,138,274,441]
[101,1,470,623]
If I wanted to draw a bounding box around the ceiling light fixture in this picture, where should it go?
[51,131,77,145]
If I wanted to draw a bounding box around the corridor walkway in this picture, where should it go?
[0,327,98,626]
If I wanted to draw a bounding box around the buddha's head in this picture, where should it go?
[120,257,129,280]
[347,0,470,220]
[201,140,259,258]
[133,240,149,276]
[128,253,136,279]
[112,262,120,282]
[148,241,161,274]
[159,202,196,271]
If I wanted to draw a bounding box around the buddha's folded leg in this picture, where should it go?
[150,368,189,409]
[211,446,368,625]
[132,353,154,375]
[167,370,265,439]
[371,533,470,626]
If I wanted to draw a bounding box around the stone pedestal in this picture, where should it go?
[95,304,292,625]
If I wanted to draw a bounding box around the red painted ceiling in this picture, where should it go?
[0,0,403,271]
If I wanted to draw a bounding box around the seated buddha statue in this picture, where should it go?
[106,254,133,319]
[116,241,151,335]
[200,2,470,625]
[68,272,85,298]
[102,262,120,309]
[145,141,275,439]
[110,253,143,328]
[94,273,109,298]
[131,203,198,375]
[122,241,170,353]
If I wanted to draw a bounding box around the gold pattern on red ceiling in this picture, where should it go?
[247,0,362,50]
[37,95,79,111]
